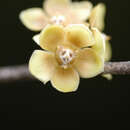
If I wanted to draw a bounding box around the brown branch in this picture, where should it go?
[104,61,130,75]
[0,64,35,83]
[0,61,130,83]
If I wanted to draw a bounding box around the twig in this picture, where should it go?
[0,61,130,83]
[0,64,35,83]
[104,61,130,75]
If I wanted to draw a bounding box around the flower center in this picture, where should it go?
[56,46,75,68]
[50,15,66,25]
[59,49,73,65]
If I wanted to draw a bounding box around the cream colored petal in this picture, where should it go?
[92,28,105,57]
[105,40,112,61]
[33,34,40,45]
[102,33,111,41]
[39,25,65,52]
[51,66,79,93]
[29,50,56,84]
[102,74,113,80]
[65,24,95,48]
[71,1,93,21]
[19,8,49,31]
[44,0,71,16]
[90,3,106,31]
[74,48,104,78]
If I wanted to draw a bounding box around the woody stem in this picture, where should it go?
[0,61,130,83]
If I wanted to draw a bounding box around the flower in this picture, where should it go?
[89,3,112,69]
[88,3,113,80]
[29,24,105,93]
[19,0,93,31]
[102,34,112,80]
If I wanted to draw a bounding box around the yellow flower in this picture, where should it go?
[102,34,112,80]
[89,3,112,65]
[19,0,93,31]
[29,24,105,93]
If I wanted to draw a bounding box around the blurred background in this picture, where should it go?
[0,0,130,129]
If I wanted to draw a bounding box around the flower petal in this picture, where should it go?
[29,50,57,84]
[89,3,106,31]
[102,74,112,80]
[19,8,49,31]
[71,1,93,21]
[74,48,104,78]
[33,34,40,45]
[44,0,71,16]
[66,24,95,48]
[105,40,112,61]
[92,28,105,57]
[51,66,79,93]
[40,25,65,51]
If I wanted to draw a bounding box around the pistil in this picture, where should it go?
[56,46,75,68]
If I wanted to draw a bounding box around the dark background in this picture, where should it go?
[0,0,130,129]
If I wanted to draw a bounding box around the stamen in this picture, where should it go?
[51,15,65,25]
[59,48,74,65]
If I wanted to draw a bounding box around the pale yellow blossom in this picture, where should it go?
[102,34,112,80]
[19,0,93,31]
[29,24,105,92]
[89,3,112,79]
